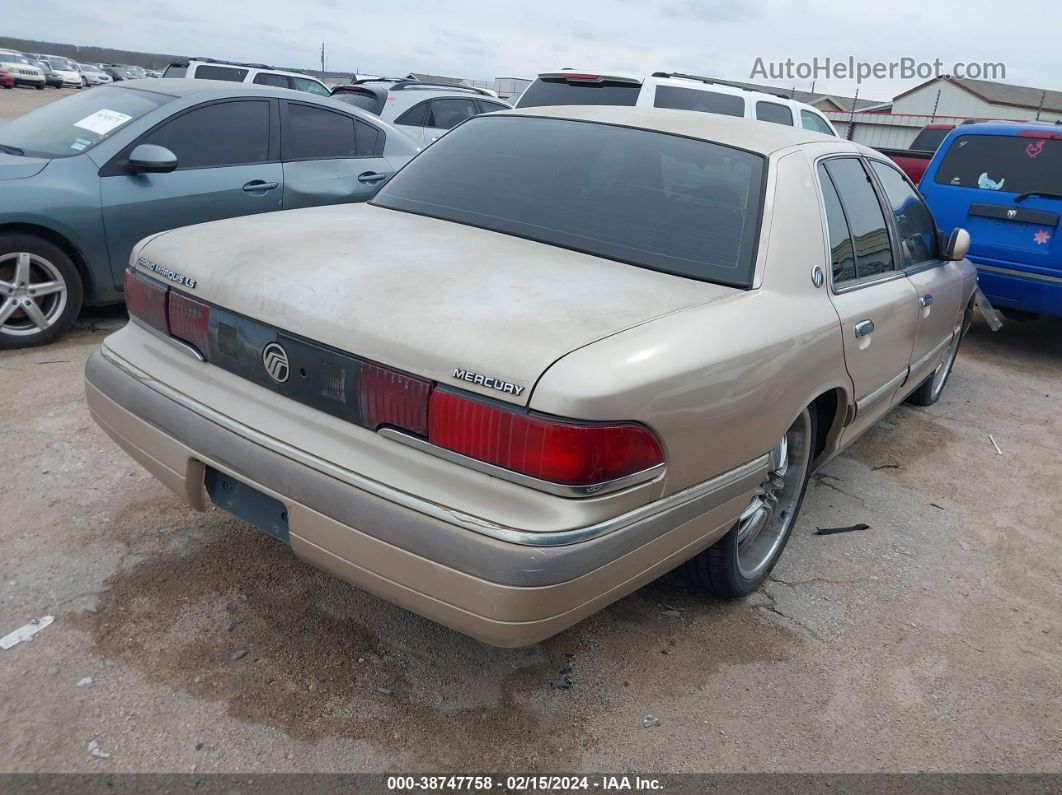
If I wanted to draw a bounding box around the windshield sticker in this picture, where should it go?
[73,109,133,136]
[1034,230,1051,246]
[69,138,91,151]
[978,172,1005,190]
[1026,140,1045,159]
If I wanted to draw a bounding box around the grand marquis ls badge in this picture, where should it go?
[262,343,290,383]
[453,368,525,396]
[136,256,197,289]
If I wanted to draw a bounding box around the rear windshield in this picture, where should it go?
[332,90,381,113]
[373,115,765,287]
[516,77,640,108]
[910,127,951,152]
[163,64,187,78]
[934,133,1062,194]
[653,85,744,117]
[0,86,171,158]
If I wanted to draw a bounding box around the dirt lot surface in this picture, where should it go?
[1,86,1060,774]
[0,84,78,123]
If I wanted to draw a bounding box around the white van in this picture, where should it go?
[162,58,331,97]
[515,70,838,136]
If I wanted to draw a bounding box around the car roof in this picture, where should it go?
[497,105,844,154]
[534,69,813,105]
[938,120,1062,136]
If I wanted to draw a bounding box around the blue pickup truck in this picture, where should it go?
[920,121,1061,318]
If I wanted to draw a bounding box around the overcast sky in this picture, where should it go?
[7,0,1058,101]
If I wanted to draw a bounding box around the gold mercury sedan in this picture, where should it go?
[85,106,978,646]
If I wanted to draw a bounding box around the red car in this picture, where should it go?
[0,67,15,89]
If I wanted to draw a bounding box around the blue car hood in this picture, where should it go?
[0,153,50,180]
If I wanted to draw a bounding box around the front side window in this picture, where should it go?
[142,100,269,169]
[373,116,765,287]
[284,103,356,159]
[822,158,894,279]
[870,161,939,266]
[194,65,247,82]
[653,86,745,117]
[427,98,478,130]
[253,73,289,88]
[0,86,172,158]
[801,110,835,135]
[756,101,794,126]
[933,133,1062,194]
[292,77,330,96]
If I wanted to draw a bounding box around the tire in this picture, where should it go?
[906,305,972,407]
[0,234,84,349]
[35,84,44,90]
[685,407,816,598]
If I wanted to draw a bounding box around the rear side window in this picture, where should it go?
[933,133,1062,194]
[292,77,330,96]
[285,104,356,159]
[395,101,429,127]
[756,101,794,126]
[818,165,857,283]
[253,73,290,88]
[653,86,744,117]
[822,158,894,279]
[870,161,939,266]
[427,98,478,130]
[477,100,510,113]
[373,116,765,287]
[194,65,247,82]
[142,100,270,169]
[801,110,835,136]
[516,77,640,108]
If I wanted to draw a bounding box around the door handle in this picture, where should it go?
[242,180,279,193]
[854,319,875,338]
[920,294,934,307]
[357,171,387,185]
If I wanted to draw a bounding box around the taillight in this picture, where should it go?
[168,291,210,356]
[427,390,664,488]
[358,362,431,435]
[124,268,168,333]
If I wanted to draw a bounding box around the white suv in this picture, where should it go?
[515,70,838,136]
[0,50,45,89]
[162,58,331,97]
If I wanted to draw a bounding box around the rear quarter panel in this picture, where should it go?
[531,149,852,494]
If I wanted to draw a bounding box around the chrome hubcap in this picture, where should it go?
[0,252,68,337]
[736,411,812,580]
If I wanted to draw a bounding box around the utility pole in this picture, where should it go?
[320,42,326,75]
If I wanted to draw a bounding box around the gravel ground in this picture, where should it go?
[1,86,1060,774]
[0,84,79,123]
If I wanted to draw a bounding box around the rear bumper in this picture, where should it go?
[974,260,1062,317]
[85,347,761,646]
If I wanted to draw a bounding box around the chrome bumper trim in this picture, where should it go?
[99,344,765,548]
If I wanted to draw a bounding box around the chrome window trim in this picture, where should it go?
[378,427,665,498]
[100,344,766,547]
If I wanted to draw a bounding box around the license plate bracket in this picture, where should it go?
[205,466,290,543]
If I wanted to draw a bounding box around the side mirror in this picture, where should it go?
[126,144,177,174]
[944,227,970,261]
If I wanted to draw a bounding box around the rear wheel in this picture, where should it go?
[0,234,83,349]
[686,408,815,598]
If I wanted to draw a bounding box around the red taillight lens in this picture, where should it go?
[358,362,431,435]
[124,268,168,333]
[168,291,210,356]
[427,390,663,487]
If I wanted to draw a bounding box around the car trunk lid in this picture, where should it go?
[135,203,736,406]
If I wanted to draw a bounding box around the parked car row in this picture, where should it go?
[0,48,150,89]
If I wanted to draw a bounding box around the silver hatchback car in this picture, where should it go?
[330,79,511,147]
